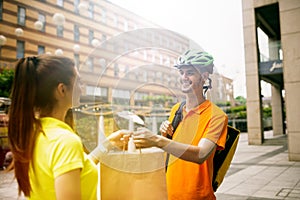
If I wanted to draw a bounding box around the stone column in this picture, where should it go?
[242,0,264,144]
[107,87,112,103]
[271,85,284,136]
[130,91,135,106]
[280,0,300,161]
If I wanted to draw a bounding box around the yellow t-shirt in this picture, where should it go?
[166,100,228,200]
[28,117,98,200]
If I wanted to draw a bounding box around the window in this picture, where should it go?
[18,6,26,26]
[16,41,25,58]
[57,25,63,37]
[112,89,130,105]
[124,20,128,31]
[124,65,129,76]
[57,0,63,7]
[88,2,94,19]
[74,0,79,13]
[37,45,45,55]
[89,30,94,45]
[114,64,119,77]
[143,71,148,82]
[112,89,130,99]
[112,14,118,27]
[101,8,106,23]
[86,86,107,97]
[0,0,3,21]
[74,24,80,42]
[87,57,94,71]
[38,13,46,32]
[74,54,80,69]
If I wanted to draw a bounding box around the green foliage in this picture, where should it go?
[0,69,14,97]
[227,105,247,119]
[215,101,231,107]
[263,107,272,119]
[235,96,246,105]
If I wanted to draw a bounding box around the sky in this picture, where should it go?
[107,0,248,98]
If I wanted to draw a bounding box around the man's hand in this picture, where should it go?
[159,120,174,137]
[133,127,160,148]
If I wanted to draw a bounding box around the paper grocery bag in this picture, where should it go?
[100,147,168,200]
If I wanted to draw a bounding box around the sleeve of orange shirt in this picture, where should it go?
[203,107,228,150]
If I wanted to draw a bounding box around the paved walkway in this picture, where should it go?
[215,131,300,200]
[0,131,299,199]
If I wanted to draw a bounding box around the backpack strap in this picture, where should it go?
[167,101,186,139]
[165,101,186,170]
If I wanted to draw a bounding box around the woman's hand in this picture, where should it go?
[107,129,132,150]
[159,120,174,137]
[89,130,132,164]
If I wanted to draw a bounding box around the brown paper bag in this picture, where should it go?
[100,147,167,200]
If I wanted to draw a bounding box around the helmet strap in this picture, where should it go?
[203,77,212,95]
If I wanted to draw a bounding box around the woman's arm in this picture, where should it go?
[55,169,81,200]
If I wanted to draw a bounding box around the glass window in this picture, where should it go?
[57,25,63,37]
[124,20,128,31]
[88,2,94,19]
[74,0,79,13]
[74,54,80,69]
[89,30,94,45]
[114,64,119,77]
[0,0,3,21]
[143,71,148,82]
[18,6,26,26]
[101,8,106,23]
[112,89,130,99]
[74,24,80,42]
[113,14,118,27]
[38,13,46,32]
[16,40,25,58]
[37,45,45,55]
[102,34,106,42]
[87,57,94,71]
[57,0,63,7]
[86,86,107,97]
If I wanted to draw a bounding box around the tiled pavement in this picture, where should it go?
[1,131,299,200]
[215,131,300,200]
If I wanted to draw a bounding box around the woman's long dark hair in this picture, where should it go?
[8,55,75,196]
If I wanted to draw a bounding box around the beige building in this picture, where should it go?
[0,0,233,107]
[242,0,300,161]
[0,0,234,147]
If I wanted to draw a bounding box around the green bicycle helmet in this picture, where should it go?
[175,49,214,74]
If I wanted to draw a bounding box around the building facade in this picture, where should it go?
[242,0,300,160]
[0,0,233,107]
[0,0,234,148]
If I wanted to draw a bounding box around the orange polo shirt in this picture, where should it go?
[166,100,228,200]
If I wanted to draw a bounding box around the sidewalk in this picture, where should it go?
[215,131,300,200]
[0,131,299,199]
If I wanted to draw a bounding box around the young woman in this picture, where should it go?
[8,55,130,200]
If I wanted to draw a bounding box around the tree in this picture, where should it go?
[235,96,246,105]
[0,69,14,97]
